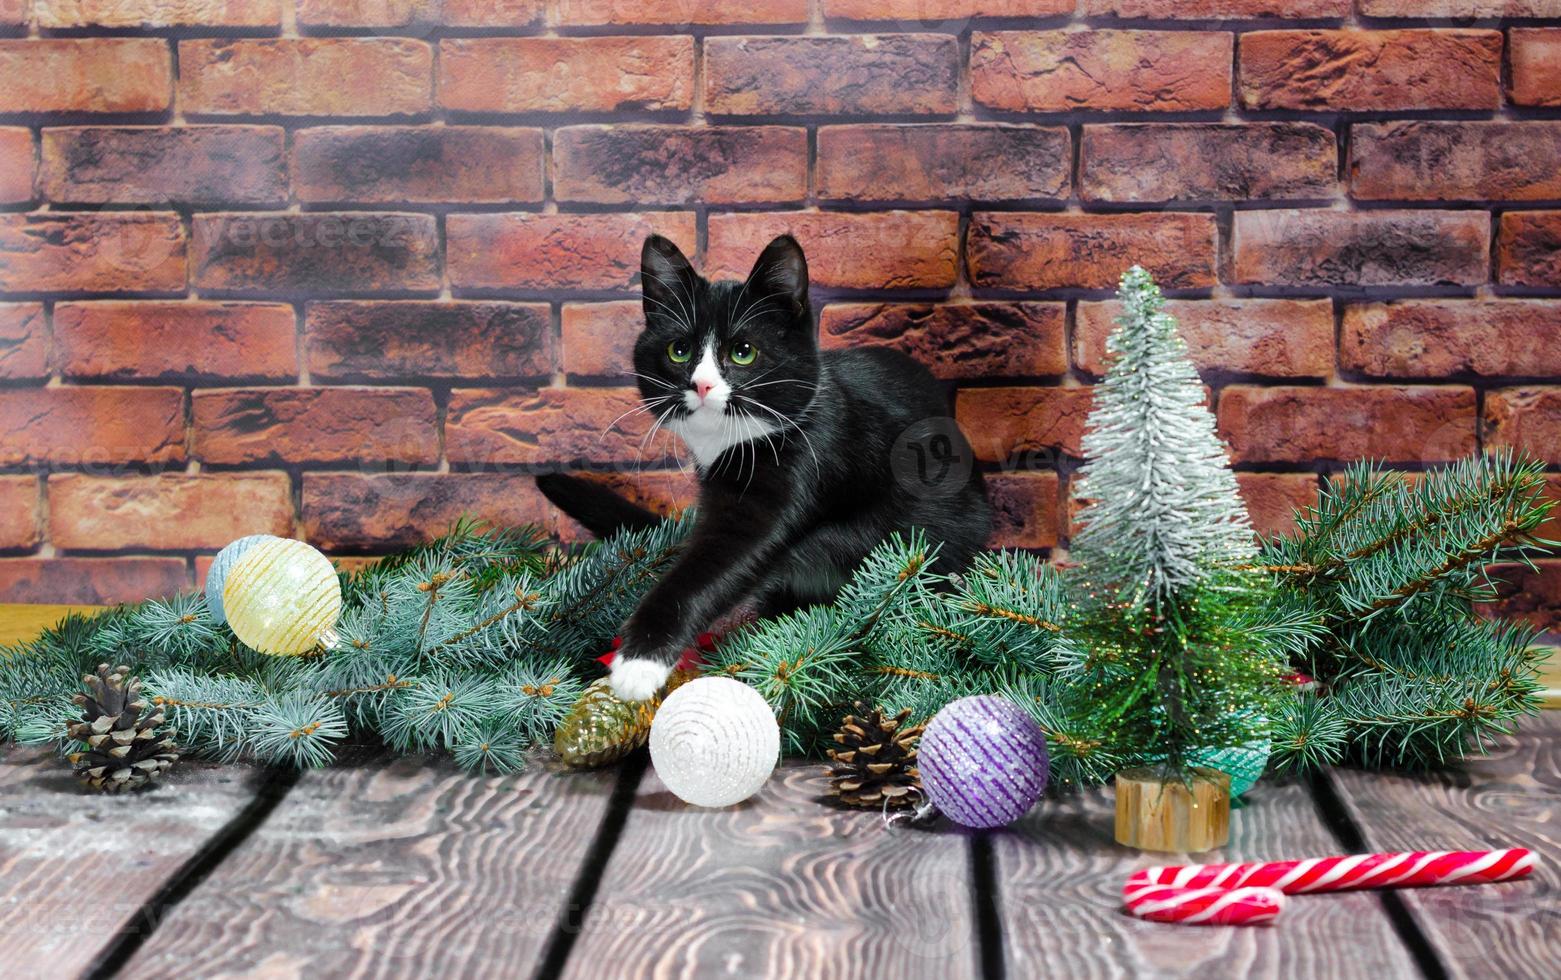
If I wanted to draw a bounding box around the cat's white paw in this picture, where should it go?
[610,657,673,702]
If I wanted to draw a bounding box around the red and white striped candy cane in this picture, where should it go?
[1122,883,1286,926]
[1126,848,1535,896]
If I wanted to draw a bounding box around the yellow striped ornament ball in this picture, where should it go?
[222,537,342,655]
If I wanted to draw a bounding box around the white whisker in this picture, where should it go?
[629,371,680,391]
[642,272,697,334]
[736,394,821,479]
[730,296,783,335]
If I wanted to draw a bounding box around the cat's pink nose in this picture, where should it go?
[694,380,715,401]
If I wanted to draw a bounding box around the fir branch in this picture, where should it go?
[453,725,527,774]
[1365,518,1523,614]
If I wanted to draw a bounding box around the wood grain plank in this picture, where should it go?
[1329,712,1561,979]
[992,780,1418,978]
[0,746,269,978]
[1538,650,1561,709]
[563,760,980,979]
[0,603,106,647]
[118,754,620,978]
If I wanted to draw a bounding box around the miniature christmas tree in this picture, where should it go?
[1064,268,1298,801]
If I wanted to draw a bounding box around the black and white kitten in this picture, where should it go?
[539,234,991,701]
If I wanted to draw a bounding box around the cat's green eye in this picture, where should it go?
[667,341,692,364]
[730,342,757,366]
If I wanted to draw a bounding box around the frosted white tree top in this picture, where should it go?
[1071,266,1255,602]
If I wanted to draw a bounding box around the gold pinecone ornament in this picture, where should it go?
[827,703,925,810]
[66,664,179,793]
[553,669,697,769]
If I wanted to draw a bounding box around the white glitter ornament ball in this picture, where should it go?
[205,534,276,626]
[223,537,342,656]
[649,677,779,808]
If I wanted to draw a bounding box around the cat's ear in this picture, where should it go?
[748,235,809,316]
[640,235,695,324]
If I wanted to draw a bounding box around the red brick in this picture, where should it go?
[1479,560,1561,634]
[307,301,554,381]
[985,470,1061,550]
[0,304,48,381]
[40,126,286,207]
[1081,123,1335,204]
[0,387,185,467]
[1361,0,1557,13]
[955,386,1093,463]
[36,0,279,27]
[0,213,186,295]
[448,212,696,292]
[0,558,188,604]
[1217,386,1476,465]
[1076,299,1333,379]
[294,126,543,206]
[547,469,698,543]
[192,212,440,295]
[0,129,34,204]
[555,126,805,207]
[445,387,677,467]
[1233,210,1489,288]
[180,39,432,117]
[1236,473,1318,538]
[829,0,1074,16]
[966,212,1216,292]
[1087,0,1348,14]
[705,35,959,116]
[1497,212,1561,289]
[0,40,172,115]
[1541,476,1561,545]
[557,0,807,24]
[821,302,1066,380]
[0,0,24,24]
[54,301,297,382]
[301,473,555,552]
[1239,30,1502,111]
[193,387,438,467]
[306,555,386,581]
[1511,29,1561,108]
[562,302,639,379]
[1485,388,1561,465]
[1351,122,1561,203]
[48,473,293,551]
[817,125,1069,204]
[298,0,544,29]
[706,211,959,290]
[0,477,40,551]
[971,31,1232,113]
[1342,301,1561,379]
[439,37,693,113]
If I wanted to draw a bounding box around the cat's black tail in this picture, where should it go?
[535,473,661,539]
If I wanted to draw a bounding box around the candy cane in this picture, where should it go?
[1126,848,1535,897]
[1122,883,1286,926]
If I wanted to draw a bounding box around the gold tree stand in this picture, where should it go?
[1115,767,1231,853]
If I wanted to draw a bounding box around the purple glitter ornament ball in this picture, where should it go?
[919,695,1049,829]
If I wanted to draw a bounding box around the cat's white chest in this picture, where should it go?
[669,410,783,469]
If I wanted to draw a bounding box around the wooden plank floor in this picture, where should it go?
[563,762,979,979]
[991,780,1418,979]
[1,604,1557,978]
[1328,712,1561,980]
[116,754,623,979]
[0,747,273,977]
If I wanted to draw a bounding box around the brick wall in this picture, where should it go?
[0,2,1557,629]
